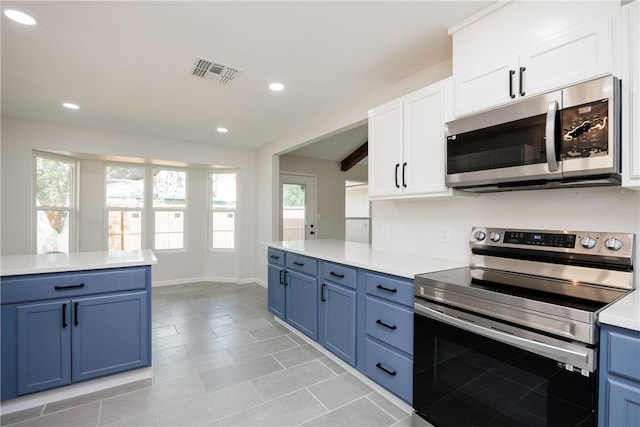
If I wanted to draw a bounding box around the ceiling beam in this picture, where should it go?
[340,142,368,172]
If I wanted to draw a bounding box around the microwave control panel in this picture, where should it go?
[562,99,609,160]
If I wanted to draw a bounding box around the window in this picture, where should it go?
[210,171,237,249]
[35,154,75,254]
[106,166,144,251]
[153,169,186,250]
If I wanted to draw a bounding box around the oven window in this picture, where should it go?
[447,113,548,174]
[413,314,596,427]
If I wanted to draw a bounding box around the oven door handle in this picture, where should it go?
[414,301,589,365]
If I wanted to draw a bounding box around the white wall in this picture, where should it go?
[372,187,640,285]
[1,117,257,285]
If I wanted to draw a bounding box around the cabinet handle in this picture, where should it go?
[321,283,326,302]
[402,162,407,188]
[279,270,284,285]
[376,362,397,376]
[395,163,400,188]
[269,255,280,260]
[376,319,397,330]
[283,271,288,286]
[329,271,344,279]
[293,261,304,267]
[376,284,398,294]
[74,302,79,326]
[54,283,85,290]
[509,69,516,99]
[62,303,68,328]
[519,66,526,96]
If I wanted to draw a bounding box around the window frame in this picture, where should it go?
[152,167,187,253]
[33,151,78,254]
[104,163,146,252]
[209,169,238,252]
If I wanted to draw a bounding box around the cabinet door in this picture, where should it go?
[454,53,518,117]
[285,270,318,340]
[72,292,149,382]
[368,99,403,198]
[521,18,612,98]
[17,300,71,395]
[267,263,286,319]
[320,283,356,366]
[403,80,452,195]
[606,378,640,427]
[622,1,640,190]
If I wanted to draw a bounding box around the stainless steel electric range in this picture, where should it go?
[412,227,635,427]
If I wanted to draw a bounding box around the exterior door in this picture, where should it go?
[280,174,317,240]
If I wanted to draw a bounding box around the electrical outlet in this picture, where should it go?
[382,226,389,239]
[441,228,450,243]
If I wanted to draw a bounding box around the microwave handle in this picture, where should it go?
[545,100,559,172]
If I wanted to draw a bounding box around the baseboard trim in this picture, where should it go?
[152,277,264,287]
[0,367,153,415]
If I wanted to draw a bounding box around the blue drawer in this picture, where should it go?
[366,272,413,307]
[608,329,640,382]
[1,267,149,304]
[286,253,317,276]
[322,261,357,290]
[267,248,285,266]
[366,296,413,355]
[365,337,413,403]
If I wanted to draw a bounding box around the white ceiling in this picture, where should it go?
[1,1,491,155]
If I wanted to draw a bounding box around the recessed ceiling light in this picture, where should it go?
[269,82,285,92]
[216,127,228,133]
[62,102,80,110]
[4,9,37,25]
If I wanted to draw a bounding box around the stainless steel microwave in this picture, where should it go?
[445,76,621,192]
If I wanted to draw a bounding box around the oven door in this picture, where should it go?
[445,90,562,189]
[413,299,597,427]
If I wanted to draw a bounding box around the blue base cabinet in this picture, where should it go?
[599,324,640,427]
[16,300,71,395]
[1,266,152,401]
[267,249,286,320]
[266,248,414,404]
[364,272,414,404]
[319,262,357,367]
[267,249,318,340]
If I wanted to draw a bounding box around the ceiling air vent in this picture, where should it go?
[191,57,241,84]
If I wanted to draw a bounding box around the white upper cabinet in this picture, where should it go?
[368,78,454,200]
[452,1,619,117]
[621,1,640,190]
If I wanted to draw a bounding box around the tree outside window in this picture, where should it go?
[35,155,75,254]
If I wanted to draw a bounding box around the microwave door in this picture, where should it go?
[446,95,563,188]
[560,76,620,178]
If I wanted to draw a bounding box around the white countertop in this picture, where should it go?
[599,290,640,332]
[266,239,465,279]
[0,250,158,276]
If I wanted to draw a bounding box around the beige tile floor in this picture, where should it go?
[1,282,412,427]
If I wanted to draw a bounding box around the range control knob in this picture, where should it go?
[605,238,623,251]
[580,236,597,249]
[489,232,502,242]
[474,231,486,241]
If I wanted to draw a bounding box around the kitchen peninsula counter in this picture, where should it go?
[266,239,465,279]
[599,290,640,332]
[0,249,157,276]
